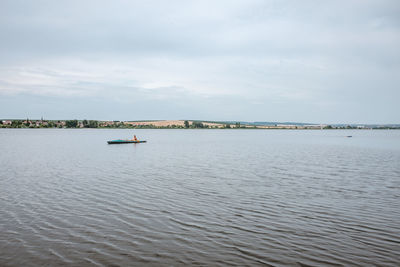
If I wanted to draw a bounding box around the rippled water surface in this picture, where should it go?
[1,129,400,266]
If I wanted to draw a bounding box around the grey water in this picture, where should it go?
[1,129,399,266]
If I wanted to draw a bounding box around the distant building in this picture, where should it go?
[100,121,115,127]
[54,121,65,127]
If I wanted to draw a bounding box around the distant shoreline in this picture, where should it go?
[1,119,399,129]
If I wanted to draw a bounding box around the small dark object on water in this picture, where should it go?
[107,140,147,144]
[346,136,352,138]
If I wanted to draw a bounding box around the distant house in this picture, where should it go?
[100,121,115,127]
[22,120,33,127]
[2,120,12,125]
[54,121,65,128]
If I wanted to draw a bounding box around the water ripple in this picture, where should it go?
[1,129,400,266]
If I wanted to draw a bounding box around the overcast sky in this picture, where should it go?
[0,0,399,123]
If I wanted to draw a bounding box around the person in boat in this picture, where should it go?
[133,135,138,141]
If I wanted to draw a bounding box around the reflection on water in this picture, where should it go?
[1,129,400,266]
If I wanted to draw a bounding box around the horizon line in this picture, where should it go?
[1,118,399,126]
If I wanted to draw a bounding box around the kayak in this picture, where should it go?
[107,139,147,144]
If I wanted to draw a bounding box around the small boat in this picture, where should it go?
[107,139,147,144]
[346,136,352,138]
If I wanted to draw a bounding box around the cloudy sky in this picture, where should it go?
[0,0,399,123]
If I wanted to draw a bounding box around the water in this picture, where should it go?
[1,129,399,266]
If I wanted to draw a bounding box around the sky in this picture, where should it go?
[0,0,399,123]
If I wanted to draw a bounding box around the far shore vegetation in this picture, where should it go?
[1,119,399,129]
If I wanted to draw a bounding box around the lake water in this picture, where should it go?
[1,129,399,266]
